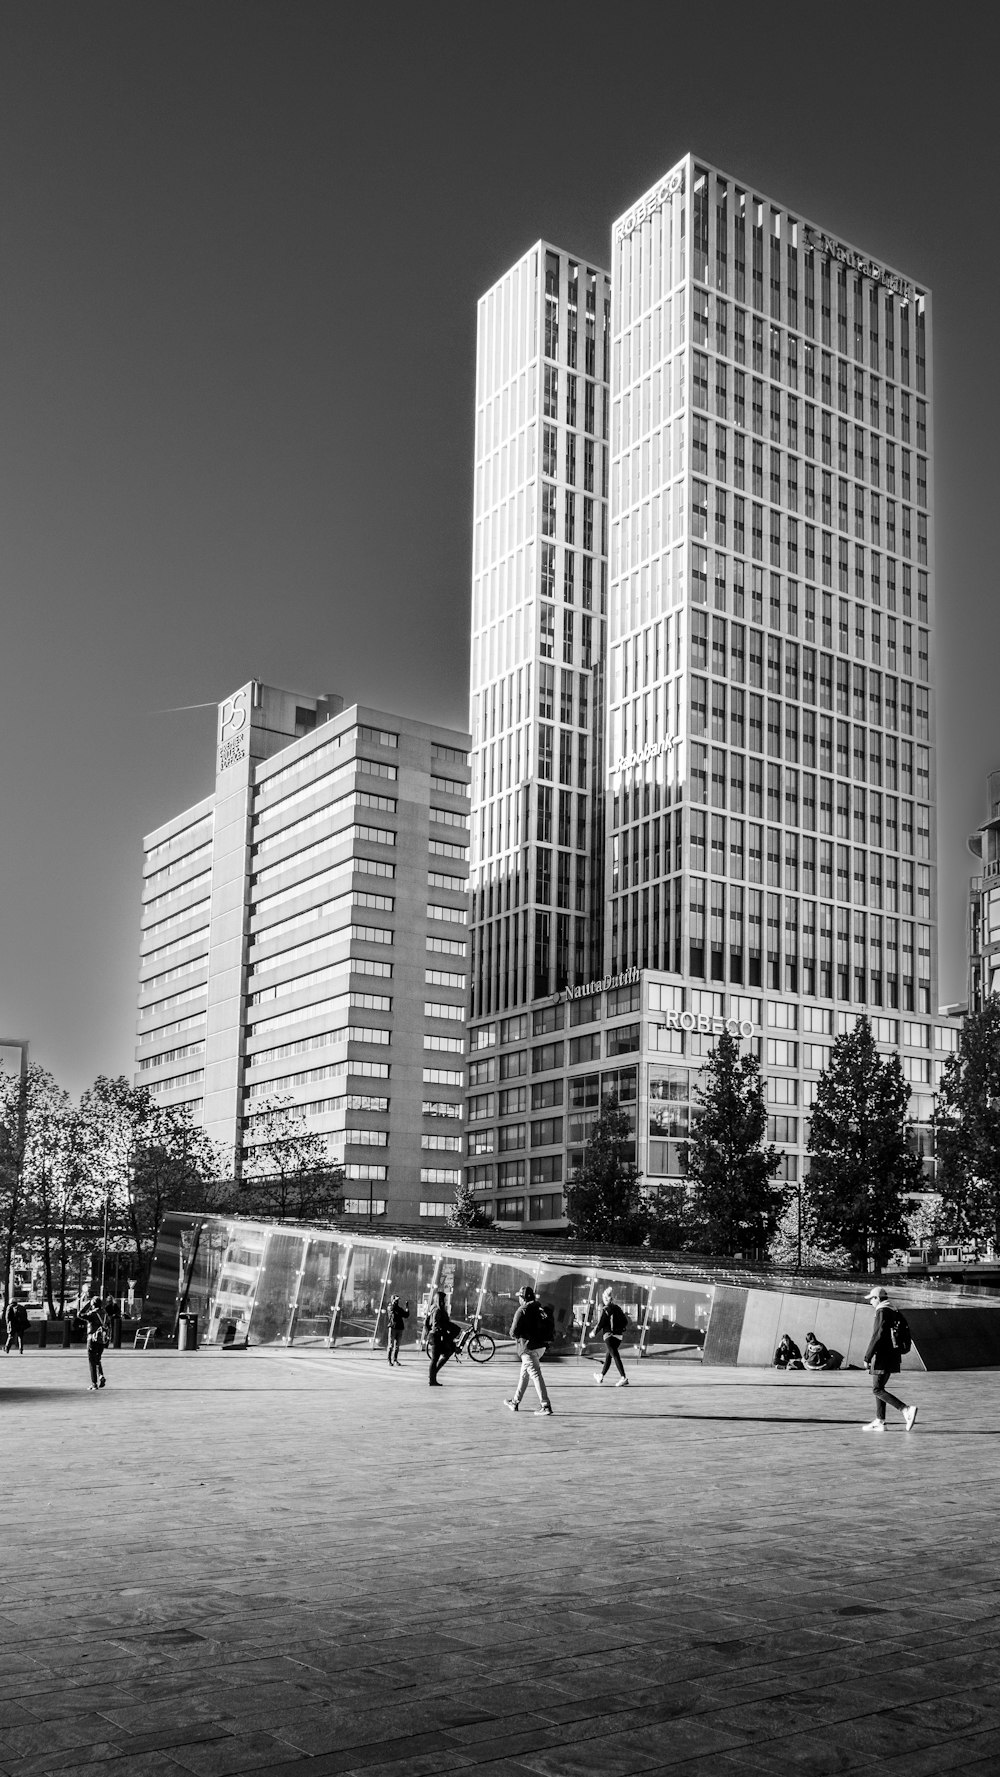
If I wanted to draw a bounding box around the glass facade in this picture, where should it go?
[145,1211,714,1358]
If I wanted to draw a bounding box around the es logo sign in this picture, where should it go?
[217,687,250,772]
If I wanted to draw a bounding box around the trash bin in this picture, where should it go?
[177,1313,199,1352]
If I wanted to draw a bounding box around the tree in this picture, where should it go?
[15,1064,75,1315]
[0,1061,30,1308]
[448,1178,489,1231]
[564,1093,649,1245]
[241,1096,344,1221]
[127,1104,220,1291]
[803,1016,924,1271]
[934,999,1000,1256]
[686,1030,785,1256]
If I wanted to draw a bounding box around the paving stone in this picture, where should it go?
[3,1351,1000,1777]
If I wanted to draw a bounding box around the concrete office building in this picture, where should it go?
[465,155,960,1230]
[470,243,611,1016]
[135,681,471,1225]
[967,769,1000,1012]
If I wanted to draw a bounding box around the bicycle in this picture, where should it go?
[418,1320,496,1364]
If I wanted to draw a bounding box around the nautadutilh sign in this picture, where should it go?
[802,224,913,301]
[563,968,640,1002]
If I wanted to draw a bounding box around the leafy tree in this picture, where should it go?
[127,1105,220,1290]
[934,1000,1000,1256]
[241,1096,344,1221]
[0,1060,30,1308]
[448,1178,489,1231]
[803,1016,924,1271]
[686,1030,785,1256]
[564,1092,649,1245]
[15,1064,79,1315]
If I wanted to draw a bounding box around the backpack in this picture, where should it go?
[890,1309,912,1356]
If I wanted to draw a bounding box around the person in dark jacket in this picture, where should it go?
[83,1297,108,1391]
[386,1296,410,1367]
[592,1286,630,1386]
[427,1291,461,1387]
[862,1286,917,1431]
[803,1332,831,1369]
[503,1284,553,1415]
[773,1333,803,1369]
[4,1300,28,1355]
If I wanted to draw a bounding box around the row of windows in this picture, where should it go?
[616,820,932,904]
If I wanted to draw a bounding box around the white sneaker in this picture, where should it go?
[534,1404,553,1416]
[503,1398,518,1412]
[904,1405,918,1431]
[861,1419,885,1432]
[615,1376,629,1388]
[593,1372,604,1384]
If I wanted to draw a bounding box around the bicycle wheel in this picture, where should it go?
[465,1328,496,1364]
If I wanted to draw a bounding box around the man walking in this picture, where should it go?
[592,1286,630,1386]
[4,1299,28,1355]
[503,1284,553,1416]
[862,1286,917,1432]
[427,1290,461,1387]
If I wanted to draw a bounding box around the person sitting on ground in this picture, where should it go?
[773,1333,803,1369]
[803,1331,832,1369]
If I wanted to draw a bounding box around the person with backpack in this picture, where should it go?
[503,1284,553,1416]
[862,1286,917,1432]
[3,1299,29,1355]
[386,1295,410,1367]
[592,1286,630,1386]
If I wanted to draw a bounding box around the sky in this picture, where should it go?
[0,1,997,1095]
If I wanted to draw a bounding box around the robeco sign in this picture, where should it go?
[659,1011,754,1040]
[615,168,685,243]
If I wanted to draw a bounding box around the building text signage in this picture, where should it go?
[802,225,913,301]
[217,687,249,775]
[612,736,676,778]
[615,168,685,244]
[659,1011,754,1040]
[564,967,639,1002]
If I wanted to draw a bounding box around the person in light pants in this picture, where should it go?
[504,1285,553,1417]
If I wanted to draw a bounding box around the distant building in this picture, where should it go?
[135,681,470,1225]
[967,769,1000,1012]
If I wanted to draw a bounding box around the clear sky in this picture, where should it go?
[0,1,996,1094]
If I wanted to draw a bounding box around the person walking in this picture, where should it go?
[4,1299,28,1355]
[83,1297,108,1392]
[592,1286,630,1386]
[862,1286,917,1432]
[386,1295,410,1367]
[503,1284,553,1416]
[427,1290,461,1387]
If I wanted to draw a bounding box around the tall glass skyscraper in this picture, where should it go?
[607,154,934,1012]
[470,244,611,1017]
[465,158,958,1234]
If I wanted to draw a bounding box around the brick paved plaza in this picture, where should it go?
[2,1347,999,1776]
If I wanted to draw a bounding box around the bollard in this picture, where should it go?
[62,1317,72,1349]
[37,1320,47,1349]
